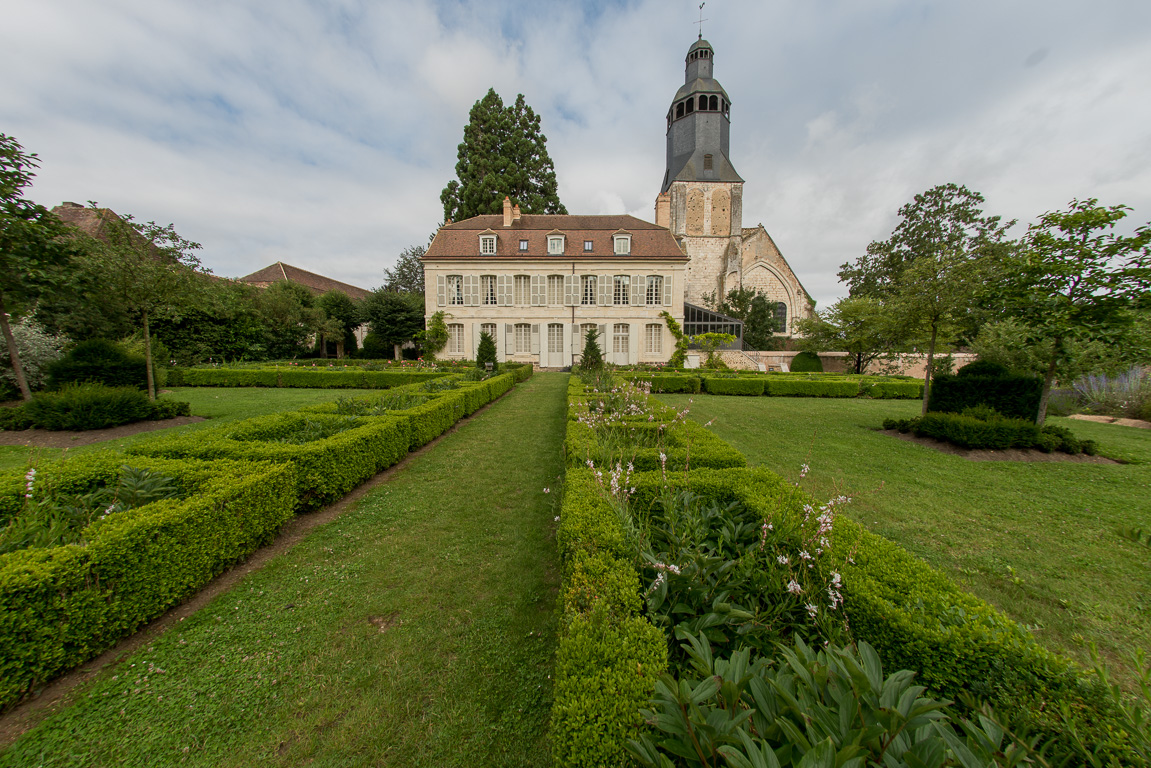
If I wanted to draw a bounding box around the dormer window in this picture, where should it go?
[584,240,594,252]
[519,239,529,252]
[613,234,631,255]
[480,235,496,255]
[547,235,565,255]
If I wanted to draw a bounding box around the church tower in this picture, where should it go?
[655,37,814,334]
[655,38,744,306]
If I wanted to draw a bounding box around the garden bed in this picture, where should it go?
[0,416,205,448]
[883,429,1121,463]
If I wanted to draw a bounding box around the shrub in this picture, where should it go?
[475,331,498,372]
[648,375,700,394]
[957,359,1011,378]
[150,398,192,420]
[916,411,1040,449]
[1074,367,1151,420]
[579,327,604,371]
[764,378,859,397]
[866,379,922,399]
[45,338,147,390]
[0,406,34,431]
[360,332,391,359]
[700,377,764,396]
[0,454,297,709]
[789,351,823,372]
[25,383,153,430]
[928,373,1043,421]
[0,317,68,397]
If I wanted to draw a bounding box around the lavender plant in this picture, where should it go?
[1074,367,1151,419]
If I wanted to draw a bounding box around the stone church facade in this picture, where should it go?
[654,38,813,334]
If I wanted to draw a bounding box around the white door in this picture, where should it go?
[547,323,565,368]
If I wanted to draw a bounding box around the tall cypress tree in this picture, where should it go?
[441,89,567,222]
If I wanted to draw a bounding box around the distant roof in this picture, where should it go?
[425,214,687,260]
[238,262,372,300]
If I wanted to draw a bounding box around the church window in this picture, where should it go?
[676,102,684,118]
[519,239,528,251]
[646,275,663,306]
[704,154,713,171]
[613,234,631,254]
[699,95,708,111]
[548,235,565,254]
[709,95,718,110]
[774,302,788,333]
[581,275,597,305]
[645,324,663,355]
[584,240,594,252]
[447,324,464,355]
[547,275,564,305]
[514,275,530,305]
[481,275,496,305]
[685,99,694,114]
[447,275,464,306]
[613,275,630,305]
[480,235,496,254]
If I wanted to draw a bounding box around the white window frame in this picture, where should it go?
[583,240,594,252]
[646,275,663,306]
[613,235,631,254]
[448,323,464,355]
[581,275,597,305]
[518,239,529,252]
[547,274,564,305]
[480,235,497,255]
[613,323,629,355]
[447,274,464,306]
[514,323,532,354]
[514,274,530,305]
[548,235,565,255]
[645,324,662,354]
[613,275,630,305]
[481,274,497,305]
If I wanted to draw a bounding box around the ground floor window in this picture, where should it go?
[548,323,564,353]
[645,324,662,354]
[613,323,629,355]
[448,324,464,355]
[481,322,497,340]
[515,323,531,354]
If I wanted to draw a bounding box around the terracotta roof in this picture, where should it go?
[238,262,371,301]
[425,214,687,260]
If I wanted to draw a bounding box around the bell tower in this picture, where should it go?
[656,38,744,306]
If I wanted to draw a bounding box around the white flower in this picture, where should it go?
[777,555,789,565]
[806,603,819,618]
[799,550,812,561]
[787,580,802,595]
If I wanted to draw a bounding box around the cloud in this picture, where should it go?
[2,0,1149,308]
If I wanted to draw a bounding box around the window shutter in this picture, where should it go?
[598,276,610,306]
[628,325,639,365]
[437,275,446,307]
[662,276,672,306]
[462,275,476,306]
[566,275,579,306]
[599,324,608,347]
[504,324,513,356]
[530,324,540,355]
[530,274,544,306]
[631,275,644,305]
[563,323,573,362]
[496,275,510,306]
[472,323,481,357]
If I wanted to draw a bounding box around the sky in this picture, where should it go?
[3,0,1150,308]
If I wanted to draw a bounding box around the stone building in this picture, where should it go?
[654,38,814,335]
[421,199,687,367]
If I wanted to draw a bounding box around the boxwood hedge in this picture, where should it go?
[168,367,451,389]
[0,453,296,709]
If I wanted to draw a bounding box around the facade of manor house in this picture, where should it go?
[421,37,812,367]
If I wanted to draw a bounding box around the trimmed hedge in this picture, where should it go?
[863,379,923,399]
[928,373,1043,420]
[564,419,745,472]
[168,367,451,389]
[44,339,148,390]
[0,453,297,709]
[700,377,765,396]
[647,375,701,394]
[127,412,411,510]
[764,377,861,397]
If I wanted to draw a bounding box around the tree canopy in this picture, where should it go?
[704,287,785,350]
[441,89,566,222]
[383,244,426,295]
[793,296,898,374]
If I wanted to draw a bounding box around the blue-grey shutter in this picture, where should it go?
[662,276,672,306]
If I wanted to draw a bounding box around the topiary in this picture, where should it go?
[476,331,498,372]
[790,351,824,373]
[957,360,1011,378]
[579,327,604,371]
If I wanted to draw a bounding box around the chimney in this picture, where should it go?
[655,192,671,229]
[502,196,513,227]
[512,203,521,223]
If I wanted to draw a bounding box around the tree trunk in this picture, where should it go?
[143,310,156,401]
[1036,336,1062,427]
[394,343,402,361]
[320,334,328,359]
[336,339,345,359]
[920,323,938,416]
[0,293,32,401]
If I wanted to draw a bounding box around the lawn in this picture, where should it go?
[0,387,390,473]
[656,393,1151,687]
[0,374,567,767]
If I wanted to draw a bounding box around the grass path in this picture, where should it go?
[1,373,568,767]
[657,394,1151,686]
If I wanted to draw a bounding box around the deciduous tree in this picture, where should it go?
[793,296,898,374]
[382,245,426,295]
[361,289,424,359]
[441,89,566,222]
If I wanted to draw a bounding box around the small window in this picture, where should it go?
[480,235,496,255]
[547,275,564,305]
[481,275,496,305]
[646,275,664,306]
[447,275,464,306]
[676,102,684,119]
[514,275,530,305]
[645,324,663,354]
[581,275,597,305]
[709,95,718,111]
[548,235,565,255]
[613,235,630,254]
[514,323,531,354]
[685,99,694,114]
[703,154,713,171]
[584,240,594,252]
[699,95,707,111]
[613,275,630,305]
[519,239,529,252]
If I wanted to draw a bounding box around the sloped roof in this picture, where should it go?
[425,214,687,260]
[238,262,371,300]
